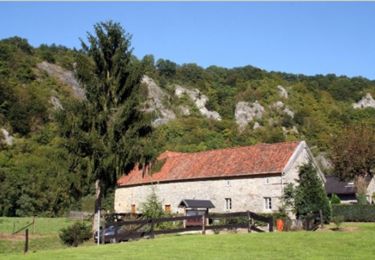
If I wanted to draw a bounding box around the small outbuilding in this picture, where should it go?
[325,175,375,204]
[178,199,215,227]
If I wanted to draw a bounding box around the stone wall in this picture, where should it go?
[115,174,284,215]
[366,177,375,204]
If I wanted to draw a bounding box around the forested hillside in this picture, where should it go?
[1,35,374,217]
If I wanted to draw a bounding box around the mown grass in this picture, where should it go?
[2,223,375,259]
[0,217,76,234]
[0,217,89,255]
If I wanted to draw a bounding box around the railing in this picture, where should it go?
[101,211,273,243]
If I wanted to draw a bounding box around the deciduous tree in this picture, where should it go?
[330,124,375,195]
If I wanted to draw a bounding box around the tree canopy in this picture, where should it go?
[330,124,375,194]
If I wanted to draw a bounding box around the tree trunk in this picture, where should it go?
[93,179,102,233]
[354,175,368,195]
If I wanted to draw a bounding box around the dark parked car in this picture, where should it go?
[94,225,148,243]
[94,225,123,243]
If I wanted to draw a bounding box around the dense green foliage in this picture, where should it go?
[0,129,84,216]
[0,21,375,217]
[330,194,341,205]
[332,205,375,222]
[282,163,331,222]
[59,222,92,247]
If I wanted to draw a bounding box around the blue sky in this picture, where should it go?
[1,2,375,79]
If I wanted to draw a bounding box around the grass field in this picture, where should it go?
[1,222,375,259]
[0,217,89,255]
[0,217,76,234]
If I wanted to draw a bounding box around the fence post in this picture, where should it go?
[202,213,206,235]
[114,224,118,243]
[24,228,29,254]
[247,211,251,233]
[101,223,105,244]
[150,219,155,239]
[319,210,324,228]
[32,216,35,234]
[268,217,274,232]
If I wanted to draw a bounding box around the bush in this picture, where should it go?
[332,205,375,222]
[141,189,164,220]
[356,193,368,205]
[330,194,341,205]
[331,215,344,230]
[59,222,92,247]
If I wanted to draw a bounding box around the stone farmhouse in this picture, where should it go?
[115,141,324,215]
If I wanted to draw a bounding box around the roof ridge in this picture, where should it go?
[162,140,302,158]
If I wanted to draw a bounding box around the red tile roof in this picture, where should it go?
[117,141,301,187]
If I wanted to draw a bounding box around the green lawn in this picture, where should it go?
[0,217,77,234]
[2,223,375,259]
[0,217,88,255]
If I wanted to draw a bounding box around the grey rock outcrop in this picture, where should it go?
[277,85,288,99]
[50,96,63,110]
[178,105,191,116]
[174,85,221,121]
[353,93,375,109]
[142,76,176,127]
[1,128,13,145]
[235,101,265,130]
[282,126,299,135]
[283,107,295,118]
[253,122,262,130]
[37,61,85,100]
[270,101,294,118]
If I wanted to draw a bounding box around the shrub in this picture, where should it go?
[59,222,92,247]
[331,215,344,230]
[332,205,375,222]
[330,194,341,205]
[141,188,164,220]
[356,193,368,205]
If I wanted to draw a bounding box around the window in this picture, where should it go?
[164,204,171,213]
[131,204,136,214]
[264,197,272,210]
[225,198,232,210]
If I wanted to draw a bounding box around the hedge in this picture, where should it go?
[332,205,375,222]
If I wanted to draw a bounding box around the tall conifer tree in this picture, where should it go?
[59,21,152,223]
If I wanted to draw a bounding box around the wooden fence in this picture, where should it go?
[101,211,273,243]
[12,217,35,253]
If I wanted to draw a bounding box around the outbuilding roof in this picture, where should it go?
[117,141,302,187]
[178,199,215,209]
[325,176,356,195]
